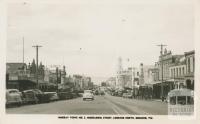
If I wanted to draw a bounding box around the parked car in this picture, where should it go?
[100,91,105,96]
[78,93,83,97]
[44,92,59,101]
[71,92,78,98]
[31,89,51,103]
[6,89,22,107]
[94,90,99,95]
[122,93,133,98]
[111,91,117,96]
[83,90,94,101]
[57,92,73,100]
[116,90,123,97]
[22,90,39,104]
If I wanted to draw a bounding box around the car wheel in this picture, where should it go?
[34,100,38,104]
[17,102,21,107]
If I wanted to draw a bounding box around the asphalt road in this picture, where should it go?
[6,94,168,115]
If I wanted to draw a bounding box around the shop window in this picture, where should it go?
[170,96,176,105]
[177,96,186,105]
[187,96,194,105]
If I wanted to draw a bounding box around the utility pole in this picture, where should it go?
[22,37,25,72]
[23,37,24,64]
[132,67,135,98]
[157,44,167,102]
[32,45,42,89]
[56,67,59,92]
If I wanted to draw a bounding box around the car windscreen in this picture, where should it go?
[84,90,92,93]
[33,90,43,94]
[9,90,18,94]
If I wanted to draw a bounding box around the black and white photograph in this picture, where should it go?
[1,0,200,123]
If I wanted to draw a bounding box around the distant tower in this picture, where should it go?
[44,67,50,82]
[116,57,123,89]
[139,63,144,85]
[117,57,123,73]
[61,66,66,84]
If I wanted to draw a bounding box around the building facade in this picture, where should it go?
[168,50,195,90]
[169,56,186,89]
[106,77,116,88]
[6,63,36,91]
[139,64,155,85]
[155,49,184,98]
[158,49,184,81]
[184,50,195,90]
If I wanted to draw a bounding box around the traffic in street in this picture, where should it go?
[6,93,167,115]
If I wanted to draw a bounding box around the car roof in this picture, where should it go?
[30,89,42,91]
[84,90,92,91]
[7,89,19,92]
[23,90,34,92]
[44,92,56,94]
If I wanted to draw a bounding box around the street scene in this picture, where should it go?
[6,93,167,115]
[6,0,194,115]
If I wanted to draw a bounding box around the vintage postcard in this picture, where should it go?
[0,0,199,124]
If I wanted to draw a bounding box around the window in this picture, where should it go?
[190,57,193,72]
[174,68,176,77]
[182,67,185,75]
[179,68,181,76]
[193,57,195,71]
[188,58,190,73]
[187,96,194,105]
[84,90,92,93]
[171,69,173,78]
[170,96,176,105]
[9,90,18,94]
[179,83,184,89]
[177,96,186,105]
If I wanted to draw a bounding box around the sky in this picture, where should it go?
[7,0,194,84]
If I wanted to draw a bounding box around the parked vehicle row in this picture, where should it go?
[109,90,124,97]
[93,89,105,96]
[6,89,80,108]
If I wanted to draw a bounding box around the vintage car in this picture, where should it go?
[57,92,73,100]
[22,90,39,104]
[31,89,51,103]
[100,91,105,96]
[44,92,59,101]
[122,93,133,98]
[83,90,94,101]
[6,89,22,107]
